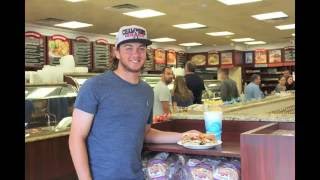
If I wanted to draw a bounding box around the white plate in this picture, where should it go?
[177,140,222,150]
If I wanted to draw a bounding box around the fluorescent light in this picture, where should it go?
[54,21,93,29]
[151,37,176,42]
[231,38,255,42]
[65,0,87,2]
[173,23,207,29]
[292,33,295,36]
[275,24,295,30]
[245,41,266,45]
[217,0,262,5]
[179,42,202,46]
[123,9,165,18]
[206,31,234,36]
[109,32,118,36]
[252,11,288,20]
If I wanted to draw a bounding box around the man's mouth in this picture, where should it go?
[130,59,140,64]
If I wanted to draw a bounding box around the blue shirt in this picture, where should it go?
[74,71,153,180]
[244,82,264,101]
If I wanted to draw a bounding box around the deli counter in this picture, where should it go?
[25,83,77,129]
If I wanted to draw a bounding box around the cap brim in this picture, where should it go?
[117,39,152,48]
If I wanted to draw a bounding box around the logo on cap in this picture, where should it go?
[122,28,146,39]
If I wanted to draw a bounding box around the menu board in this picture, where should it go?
[284,47,295,61]
[207,53,219,66]
[47,34,70,65]
[220,52,233,65]
[93,39,110,69]
[25,31,45,67]
[72,36,91,67]
[268,49,282,63]
[177,51,187,68]
[245,52,254,64]
[255,49,267,64]
[166,49,177,66]
[189,54,206,66]
[154,48,166,71]
[144,47,154,71]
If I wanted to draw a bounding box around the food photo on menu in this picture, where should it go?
[166,50,177,65]
[208,53,219,66]
[191,54,206,66]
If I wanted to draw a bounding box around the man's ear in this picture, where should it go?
[114,47,120,59]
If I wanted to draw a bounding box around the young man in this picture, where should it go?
[153,67,174,116]
[68,25,199,180]
[244,74,264,101]
[184,61,205,104]
[218,68,239,102]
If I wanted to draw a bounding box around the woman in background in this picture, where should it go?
[274,76,287,93]
[172,76,194,110]
[286,75,295,90]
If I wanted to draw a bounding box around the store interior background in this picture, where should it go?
[25,0,295,96]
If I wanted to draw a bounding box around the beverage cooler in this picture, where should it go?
[25,83,77,129]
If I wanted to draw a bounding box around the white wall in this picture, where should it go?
[25,23,186,52]
[229,67,242,93]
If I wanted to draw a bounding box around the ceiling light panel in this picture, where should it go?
[206,31,235,36]
[217,0,262,5]
[252,11,288,20]
[275,24,295,30]
[54,21,93,29]
[123,9,165,18]
[179,42,202,46]
[151,38,176,42]
[173,23,207,29]
[244,41,266,45]
[231,38,255,42]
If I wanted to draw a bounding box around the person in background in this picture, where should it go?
[274,76,287,93]
[283,69,291,79]
[244,74,264,101]
[172,76,194,110]
[218,68,239,102]
[286,75,295,90]
[153,67,174,116]
[69,25,200,180]
[184,61,205,104]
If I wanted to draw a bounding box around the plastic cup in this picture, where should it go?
[204,104,223,141]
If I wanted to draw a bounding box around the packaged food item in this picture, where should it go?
[213,159,240,180]
[146,152,171,180]
[185,159,214,180]
[171,154,188,180]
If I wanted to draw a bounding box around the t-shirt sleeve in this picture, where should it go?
[159,85,171,102]
[74,79,98,114]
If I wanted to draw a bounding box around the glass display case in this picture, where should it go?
[140,74,161,88]
[202,80,221,100]
[25,83,77,129]
[64,72,100,91]
[140,74,175,90]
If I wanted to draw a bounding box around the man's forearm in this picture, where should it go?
[161,102,170,114]
[69,136,92,180]
[144,128,182,143]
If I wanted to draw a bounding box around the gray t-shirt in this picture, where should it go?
[74,71,153,180]
[153,81,172,116]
